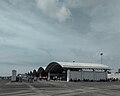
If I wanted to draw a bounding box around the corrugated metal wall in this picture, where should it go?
[70,71,106,81]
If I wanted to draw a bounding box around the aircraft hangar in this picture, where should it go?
[45,62,111,82]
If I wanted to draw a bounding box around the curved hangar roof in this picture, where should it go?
[45,62,111,73]
[57,62,110,69]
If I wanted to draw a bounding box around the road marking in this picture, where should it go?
[0,90,33,95]
[26,83,50,96]
[6,81,11,85]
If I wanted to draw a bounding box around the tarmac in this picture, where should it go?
[0,80,120,96]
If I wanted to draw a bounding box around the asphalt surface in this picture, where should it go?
[0,80,120,96]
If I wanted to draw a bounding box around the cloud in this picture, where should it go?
[0,0,120,75]
[36,0,71,22]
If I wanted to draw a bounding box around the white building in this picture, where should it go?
[11,70,17,82]
[108,73,120,80]
[45,62,111,82]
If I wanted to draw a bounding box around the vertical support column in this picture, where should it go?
[39,74,41,81]
[39,74,41,78]
[93,69,96,81]
[81,69,83,81]
[48,72,50,81]
[67,69,70,82]
[105,70,107,81]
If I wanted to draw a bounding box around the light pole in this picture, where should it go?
[100,52,103,64]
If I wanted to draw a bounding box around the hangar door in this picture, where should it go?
[70,71,82,80]
[83,71,94,80]
[95,72,106,80]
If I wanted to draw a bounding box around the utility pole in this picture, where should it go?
[100,52,103,64]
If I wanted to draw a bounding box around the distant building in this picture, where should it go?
[45,62,111,82]
[108,73,120,80]
[118,69,120,73]
[11,70,17,82]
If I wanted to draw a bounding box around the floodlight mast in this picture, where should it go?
[100,52,103,64]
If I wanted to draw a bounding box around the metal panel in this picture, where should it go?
[95,72,106,80]
[83,71,94,80]
[70,71,82,80]
[69,71,107,81]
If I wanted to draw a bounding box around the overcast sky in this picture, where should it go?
[0,0,120,76]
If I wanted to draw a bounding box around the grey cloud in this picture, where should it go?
[36,0,71,22]
[0,0,120,75]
